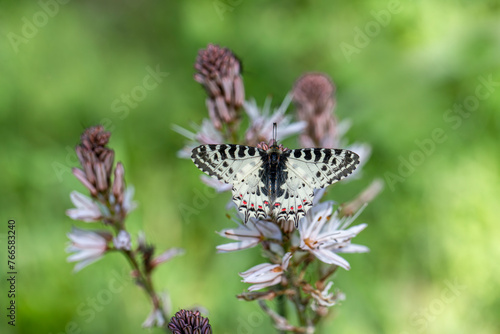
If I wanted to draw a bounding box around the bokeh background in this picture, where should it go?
[1,1,499,333]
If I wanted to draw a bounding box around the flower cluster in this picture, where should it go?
[65,125,184,329]
[177,44,383,332]
[194,44,244,130]
[293,73,338,148]
[168,309,213,334]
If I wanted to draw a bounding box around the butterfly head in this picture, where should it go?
[257,140,288,167]
[257,140,288,153]
[256,122,288,153]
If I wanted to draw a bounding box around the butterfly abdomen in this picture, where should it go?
[258,149,289,209]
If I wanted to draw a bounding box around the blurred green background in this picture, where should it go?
[1,1,499,333]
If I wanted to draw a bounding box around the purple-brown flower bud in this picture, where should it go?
[75,126,115,196]
[112,162,125,205]
[194,44,244,130]
[168,309,212,334]
[292,73,338,148]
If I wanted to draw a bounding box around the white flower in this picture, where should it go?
[151,248,185,267]
[113,230,131,250]
[313,188,328,206]
[142,309,164,328]
[310,281,345,310]
[122,186,137,214]
[239,252,292,291]
[216,217,282,253]
[66,227,111,272]
[298,201,368,270]
[142,293,171,328]
[66,191,102,222]
[172,119,224,158]
[244,94,306,145]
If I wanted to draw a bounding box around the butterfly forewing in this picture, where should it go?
[288,148,360,187]
[191,144,262,183]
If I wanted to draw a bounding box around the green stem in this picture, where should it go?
[98,189,168,327]
[123,249,168,324]
[277,293,286,334]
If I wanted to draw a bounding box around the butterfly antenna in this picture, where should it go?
[272,123,277,147]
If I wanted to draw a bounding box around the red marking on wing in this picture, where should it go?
[290,206,294,210]
[303,199,306,203]
[251,203,254,207]
[281,208,286,212]
[298,205,302,209]
[274,203,280,207]
[243,200,247,205]
[258,205,262,209]
[264,200,269,205]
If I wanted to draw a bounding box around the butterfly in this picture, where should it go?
[191,125,359,227]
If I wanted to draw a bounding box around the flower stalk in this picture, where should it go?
[177,44,382,333]
[66,125,183,330]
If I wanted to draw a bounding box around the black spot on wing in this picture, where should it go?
[247,147,256,156]
[322,150,332,163]
[284,190,289,199]
[238,146,246,158]
[228,145,237,158]
[313,148,322,162]
[220,148,227,160]
[293,150,301,158]
[303,149,312,161]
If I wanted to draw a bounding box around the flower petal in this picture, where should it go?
[123,186,137,214]
[66,227,108,272]
[311,248,351,270]
[113,230,131,250]
[66,191,101,222]
[216,240,260,253]
[335,243,370,253]
[247,276,282,291]
[151,248,185,266]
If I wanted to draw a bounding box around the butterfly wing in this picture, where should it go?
[191,144,268,222]
[192,145,360,227]
[273,148,360,226]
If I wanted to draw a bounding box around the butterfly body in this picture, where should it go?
[260,146,287,205]
[191,143,359,227]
